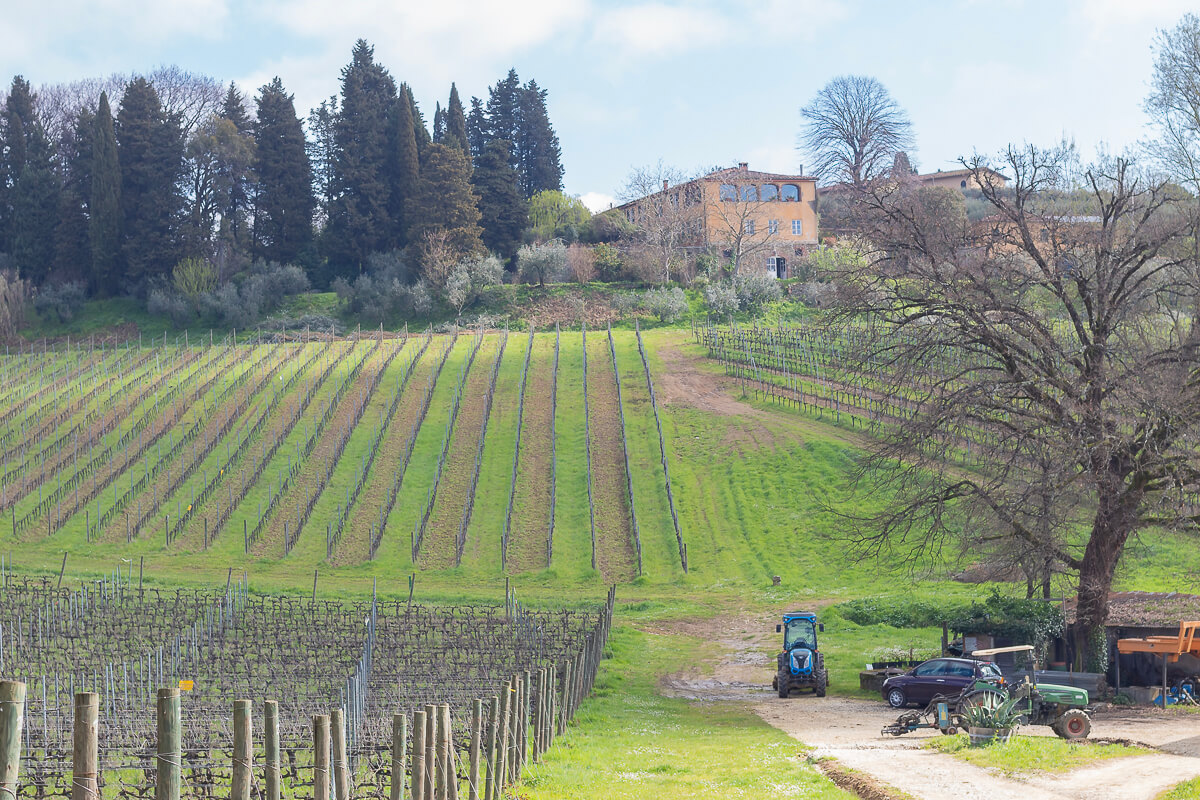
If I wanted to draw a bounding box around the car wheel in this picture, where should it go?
[886,687,907,708]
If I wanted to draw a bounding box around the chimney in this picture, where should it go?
[738,161,748,171]
[798,163,804,175]
[662,179,669,191]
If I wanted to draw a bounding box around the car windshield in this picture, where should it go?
[784,618,816,650]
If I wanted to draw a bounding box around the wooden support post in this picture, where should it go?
[264,700,280,800]
[520,671,530,773]
[423,704,436,800]
[496,683,512,797]
[231,699,252,800]
[72,692,99,800]
[0,681,26,800]
[313,715,331,800]
[435,704,449,800]
[331,708,349,800]
[558,661,571,734]
[468,700,482,800]
[156,689,182,800]
[391,714,408,800]
[506,677,519,784]
[484,697,499,800]
[411,711,426,800]
[443,705,458,800]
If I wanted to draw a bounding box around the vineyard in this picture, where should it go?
[0,327,689,584]
[0,573,613,798]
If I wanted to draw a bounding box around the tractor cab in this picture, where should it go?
[773,612,828,698]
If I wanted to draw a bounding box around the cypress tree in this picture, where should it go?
[89,92,121,292]
[306,96,339,228]
[3,77,58,280]
[445,84,469,156]
[404,84,432,157]
[466,96,487,163]
[325,40,397,276]
[219,82,254,251]
[407,142,483,257]
[472,138,527,264]
[54,107,94,279]
[253,77,314,265]
[432,102,444,143]
[485,69,521,168]
[516,80,564,197]
[116,78,185,286]
[387,86,420,248]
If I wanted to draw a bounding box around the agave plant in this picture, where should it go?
[961,692,1025,730]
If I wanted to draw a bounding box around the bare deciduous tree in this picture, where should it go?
[619,162,697,283]
[705,182,775,276]
[830,144,1200,669]
[800,75,914,187]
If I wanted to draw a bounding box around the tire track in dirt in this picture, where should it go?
[506,336,554,572]
[419,338,500,570]
[585,336,637,582]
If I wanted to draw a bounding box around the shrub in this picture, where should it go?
[794,281,839,308]
[640,287,688,322]
[148,288,193,326]
[610,292,640,319]
[703,283,740,318]
[566,243,597,283]
[172,257,217,298]
[592,243,625,282]
[733,272,782,314]
[0,269,30,337]
[33,281,87,322]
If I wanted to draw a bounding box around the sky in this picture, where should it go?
[1,0,1194,212]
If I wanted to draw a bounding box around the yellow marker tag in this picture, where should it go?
[179,680,194,691]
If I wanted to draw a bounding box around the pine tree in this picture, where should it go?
[445,84,470,155]
[254,77,314,265]
[0,76,38,255]
[325,40,397,276]
[472,138,527,264]
[89,92,121,292]
[407,142,483,257]
[387,86,420,248]
[485,69,521,168]
[54,107,94,279]
[116,78,185,286]
[516,80,564,197]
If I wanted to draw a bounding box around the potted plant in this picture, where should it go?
[961,695,1024,746]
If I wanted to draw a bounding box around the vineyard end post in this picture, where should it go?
[331,707,349,800]
[72,692,98,800]
[411,711,426,800]
[156,688,181,800]
[265,700,280,800]
[313,715,331,800]
[390,714,407,800]
[0,681,25,799]
[232,699,253,800]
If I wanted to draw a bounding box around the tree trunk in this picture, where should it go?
[1072,490,1137,671]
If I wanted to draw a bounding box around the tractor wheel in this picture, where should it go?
[778,677,789,698]
[958,688,1006,716]
[815,670,827,697]
[886,687,907,708]
[1052,710,1091,740]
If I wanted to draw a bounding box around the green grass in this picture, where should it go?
[926,734,1150,777]
[1158,777,1200,799]
[518,624,854,800]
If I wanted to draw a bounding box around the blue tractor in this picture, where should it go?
[772,612,828,698]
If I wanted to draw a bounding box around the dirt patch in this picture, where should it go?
[816,759,915,800]
[523,292,621,328]
[654,344,755,416]
[507,337,555,573]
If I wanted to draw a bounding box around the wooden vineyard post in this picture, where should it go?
[0,681,26,800]
[496,682,512,797]
[391,714,408,800]
[484,697,499,800]
[264,700,280,800]
[313,715,331,800]
[435,704,449,800]
[423,704,436,800]
[443,705,458,800]
[156,689,180,800]
[558,660,571,735]
[232,699,252,800]
[468,700,482,800]
[411,711,426,800]
[331,708,349,800]
[72,692,98,800]
[520,670,530,773]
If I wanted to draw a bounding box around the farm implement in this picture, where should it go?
[882,645,1092,739]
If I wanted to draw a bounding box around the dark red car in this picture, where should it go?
[880,657,1004,708]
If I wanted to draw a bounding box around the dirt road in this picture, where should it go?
[655,615,1200,800]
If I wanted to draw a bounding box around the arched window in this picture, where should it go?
[960,179,967,188]
[781,184,800,201]
[741,185,758,202]
[760,183,779,202]
[719,184,737,201]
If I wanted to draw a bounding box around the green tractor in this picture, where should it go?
[966,646,1093,739]
[772,612,828,698]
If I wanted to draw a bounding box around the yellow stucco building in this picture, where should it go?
[617,163,819,278]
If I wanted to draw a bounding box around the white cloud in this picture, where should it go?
[593,3,727,58]
[580,191,616,212]
[1070,0,1195,39]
